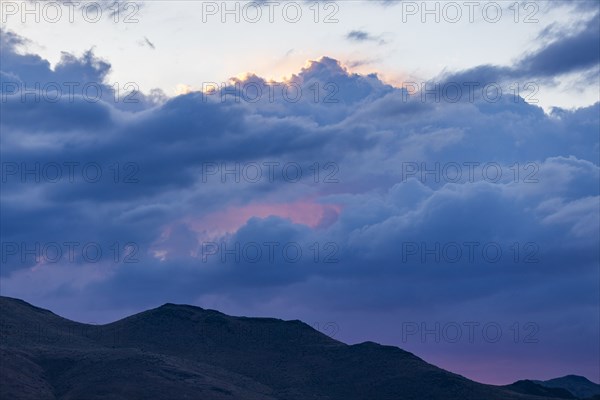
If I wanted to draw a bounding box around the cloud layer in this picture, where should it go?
[1,18,599,385]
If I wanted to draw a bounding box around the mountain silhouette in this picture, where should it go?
[503,380,577,399]
[532,376,600,399]
[0,296,584,399]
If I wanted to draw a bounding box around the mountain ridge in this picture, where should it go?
[0,295,591,400]
[532,375,600,399]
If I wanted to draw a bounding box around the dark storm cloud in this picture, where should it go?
[441,13,600,87]
[517,15,600,77]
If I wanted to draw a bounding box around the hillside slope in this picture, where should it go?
[0,296,575,400]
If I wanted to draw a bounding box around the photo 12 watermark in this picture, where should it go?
[0,1,141,24]
[200,1,340,24]
[0,318,340,347]
[397,2,539,24]
[200,241,340,264]
[399,241,540,264]
[401,81,539,104]
[201,81,339,104]
[400,162,540,184]
[1,81,141,104]
[1,241,141,264]
[401,321,540,344]
[0,320,123,346]
[1,162,140,184]
[200,161,339,184]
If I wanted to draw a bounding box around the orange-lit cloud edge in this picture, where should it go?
[175,57,410,96]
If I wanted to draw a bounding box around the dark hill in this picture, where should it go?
[504,380,577,399]
[533,376,600,399]
[0,296,577,399]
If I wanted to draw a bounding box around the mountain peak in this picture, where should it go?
[559,375,596,382]
[157,302,207,311]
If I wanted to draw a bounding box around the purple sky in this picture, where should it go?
[1,0,599,385]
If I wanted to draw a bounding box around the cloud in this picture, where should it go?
[516,14,600,77]
[441,13,600,85]
[347,30,373,42]
[346,30,387,45]
[0,29,165,112]
[142,37,156,50]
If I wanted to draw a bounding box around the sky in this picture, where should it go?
[1,0,599,386]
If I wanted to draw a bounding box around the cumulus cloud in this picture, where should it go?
[0,30,165,112]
